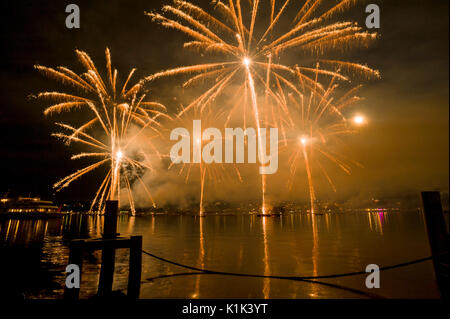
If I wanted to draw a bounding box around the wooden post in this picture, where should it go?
[64,239,84,300]
[421,191,449,299]
[103,200,119,238]
[64,200,142,299]
[127,235,142,299]
[98,200,118,297]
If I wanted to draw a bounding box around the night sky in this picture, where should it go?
[0,0,448,204]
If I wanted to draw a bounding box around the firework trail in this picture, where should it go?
[279,69,365,214]
[144,0,379,213]
[168,106,242,215]
[34,48,170,214]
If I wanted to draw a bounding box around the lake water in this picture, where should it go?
[0,210,444,299]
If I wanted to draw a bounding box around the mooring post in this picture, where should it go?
[97,200,119,297]
[127,235,142,299]
[64,239,85,300]
[103,200,119,238]
[421,191,449,298]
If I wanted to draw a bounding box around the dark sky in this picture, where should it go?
[0,0,448,204]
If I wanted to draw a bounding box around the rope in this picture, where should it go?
[142,271,383,299]
[142,249,436,280]
[141,250,447,298]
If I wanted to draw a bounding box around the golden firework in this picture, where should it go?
[144,0,379,213]
[34,48,170,214]
[279,70,365,214]
[167,105,242,215]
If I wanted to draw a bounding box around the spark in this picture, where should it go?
[299,136,308,146]
[353,115,365,125]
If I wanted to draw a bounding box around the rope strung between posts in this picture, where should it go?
[142,250,438,280]
[141,249,447,298]
[142,270,383,299]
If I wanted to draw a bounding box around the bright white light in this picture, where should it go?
[299,136,308,146]
[116,150,123,160]
[243,57,251,67]
[353,115,365,125]
[196,138,201,145]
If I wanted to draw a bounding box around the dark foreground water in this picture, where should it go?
[0,210,445,299]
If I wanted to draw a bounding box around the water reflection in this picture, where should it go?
[261,216,270,298]
[0,219,55,245]
[192,216,205,298]
[0,210,443,299]
[62,213,103,240]
[310,215,319,298]
[367,212,385,235]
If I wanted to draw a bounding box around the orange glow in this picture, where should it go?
[353,115,365,125]
[243,57,251,67]
[299,136,308,146]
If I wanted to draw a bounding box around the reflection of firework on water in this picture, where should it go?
[145,0,379,213]
[168,106,242,215]
[34,48,169,214]
[279,71,365,214]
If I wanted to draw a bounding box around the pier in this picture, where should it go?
[64,200,142,300]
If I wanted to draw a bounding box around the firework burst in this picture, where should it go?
[144,0,379,213]
[279,70,365,214]
[34,48,170,214]
[168,105,242,215]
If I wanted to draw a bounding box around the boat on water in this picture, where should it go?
[0,196,59,214]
